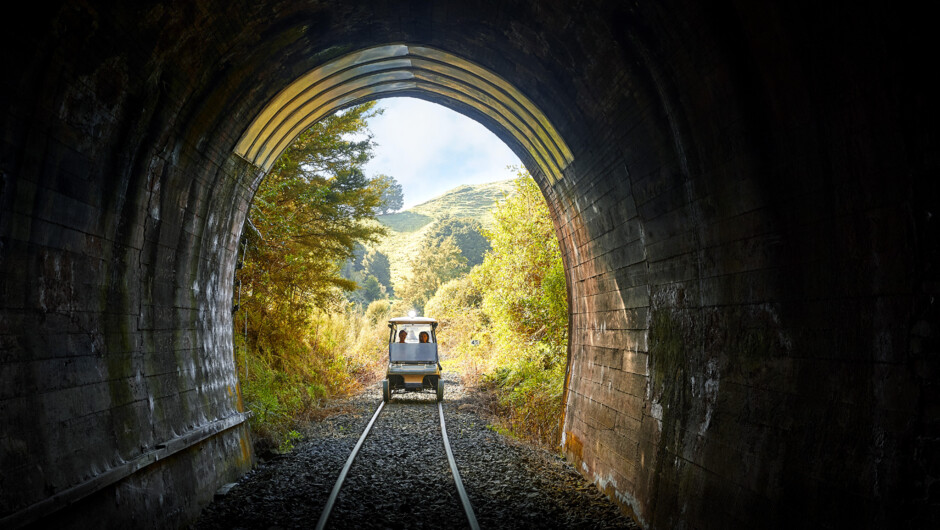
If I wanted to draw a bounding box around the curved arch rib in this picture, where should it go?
[234,44,573,184]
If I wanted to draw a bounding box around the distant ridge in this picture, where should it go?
[376,179,514,233]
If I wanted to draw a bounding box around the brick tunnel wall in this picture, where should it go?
[549,3,937,527]
[1,1,937,528]
[548,4,939,527]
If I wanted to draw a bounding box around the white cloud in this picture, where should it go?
[363,97,521,209]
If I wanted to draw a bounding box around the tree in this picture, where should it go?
[273,104,381,180]
[398,236,468,312]
[425,274,487,360]
[341,245,393,304]
[235,102,404,452]
[425,215,491,267]
[357,275,386,305]
[373,174,404,214]
[362,248,393,294]
[238,101,386,372]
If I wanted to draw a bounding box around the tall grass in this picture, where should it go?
[234,301,390,454]
[481,353,566,447]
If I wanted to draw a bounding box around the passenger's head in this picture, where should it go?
[398,330,407,343]
[419,331,429,343]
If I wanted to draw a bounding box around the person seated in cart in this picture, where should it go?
[382,315,443,402]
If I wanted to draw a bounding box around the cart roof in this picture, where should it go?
[388,316,438,324]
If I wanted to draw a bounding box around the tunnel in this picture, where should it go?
[0,1,937,528]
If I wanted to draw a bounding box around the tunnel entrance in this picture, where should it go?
[233,89,571,456]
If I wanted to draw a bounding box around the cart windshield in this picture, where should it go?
[390,323,435,344]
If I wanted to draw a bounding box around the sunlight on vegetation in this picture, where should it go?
[426,172,568,447]
[235,102,393,454]
[235,101,568,454]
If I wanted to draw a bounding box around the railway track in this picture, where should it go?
[315,398,480,530]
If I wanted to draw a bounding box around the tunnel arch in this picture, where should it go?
[1,1,936,529]
[233,43,572,185]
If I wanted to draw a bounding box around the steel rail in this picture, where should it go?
[315,401,385,530]
[439,401,481,530]
[314,397,479,530]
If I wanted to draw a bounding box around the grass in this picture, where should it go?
[375,211,433,233]
[410,180,515,223]
[236,306,389,456]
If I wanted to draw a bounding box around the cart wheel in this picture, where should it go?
[382,379,390,403]
[436,379,444,402]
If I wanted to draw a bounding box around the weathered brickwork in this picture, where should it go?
[1,0,936,528]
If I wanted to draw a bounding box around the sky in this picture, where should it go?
[362,97,522,210]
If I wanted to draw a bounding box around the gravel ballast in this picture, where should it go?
[193,373,639,529]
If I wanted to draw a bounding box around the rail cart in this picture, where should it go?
[382,316,444,402]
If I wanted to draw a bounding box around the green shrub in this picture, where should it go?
[481,347,566,447]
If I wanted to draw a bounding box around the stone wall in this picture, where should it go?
[552,3,937,527]
[0,1,936,528]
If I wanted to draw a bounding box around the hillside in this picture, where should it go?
[411,180,516,223]
[375,180,514,232]
[372,179,515,290]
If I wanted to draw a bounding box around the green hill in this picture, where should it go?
[372,179,515,290]
[410,180,516,224]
